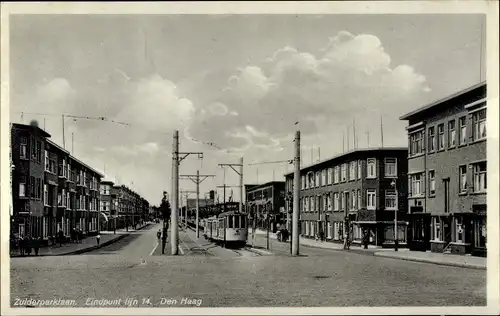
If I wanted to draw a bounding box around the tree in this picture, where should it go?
[160,192,171,222]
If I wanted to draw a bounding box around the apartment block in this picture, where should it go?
[11,123,103,244]
[284,148,408,247]
[400,81,487,257]
[245,181,286,232]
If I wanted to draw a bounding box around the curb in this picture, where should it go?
[10,224,151,257]
[373,252,486,270]
[251,232,485,270]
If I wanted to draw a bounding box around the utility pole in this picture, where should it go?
[171,129,203,255]
[180,171,215,238]
[180,190,196,227]
[391,179,399,252]
[292,131,301,256]
[218,157,244,214]
[62,115,66,149]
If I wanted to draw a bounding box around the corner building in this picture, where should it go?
[400,81,486,257]
[285,148,408,247]
[11,123,103,244]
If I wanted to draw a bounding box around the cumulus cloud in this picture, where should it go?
[187,30,431,152]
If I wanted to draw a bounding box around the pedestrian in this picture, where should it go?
[58,229,64,247]
[34,236,40,256]
[161,232,167,254]
[26,236,32,256]
[362,229,369,249]
[78,229,83,243]
[96,234,100,245]
[19,236,25,256]
[157,230,161,243]
[71,228,76,243]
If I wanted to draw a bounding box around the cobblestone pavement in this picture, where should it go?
[10,223,486,308]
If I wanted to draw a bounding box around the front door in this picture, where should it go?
[443,217,452,244]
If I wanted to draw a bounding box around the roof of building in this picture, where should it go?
[284,146,408,177]
[101,180,115,185]
[399,81,486,121]
[46,139,70,155]
[245,181,285,192]
[12,123,51,138]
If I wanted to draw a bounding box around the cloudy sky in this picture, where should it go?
[9,14,485,205]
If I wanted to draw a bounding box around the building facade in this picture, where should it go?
[400,81,487,257]
[11,123,103,244]
[285,148,408,247]
[111,185,149,229]
[245,181,286,232]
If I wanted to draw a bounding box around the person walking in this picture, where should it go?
[34,236,40,256]
[96,234,101,245]
[58,229,64,247]
[19,236,25,256]
[26,235,32,256]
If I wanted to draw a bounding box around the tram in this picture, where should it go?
[203,211,248,248]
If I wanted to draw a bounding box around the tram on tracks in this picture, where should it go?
[203,211,248,248]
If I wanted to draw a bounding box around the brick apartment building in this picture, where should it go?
[11,122,103,244]
[400,81,487,257]
[285,148,408,247]
[109,184,149,230]
[245,181,286,232]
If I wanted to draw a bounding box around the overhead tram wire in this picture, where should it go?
[12,111,174,137]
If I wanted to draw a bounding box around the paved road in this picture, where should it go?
[10,223,486,308]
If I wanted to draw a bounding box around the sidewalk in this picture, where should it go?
[250,228,486,270]
[11,223,151,257]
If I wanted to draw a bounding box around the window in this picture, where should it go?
[367,158,376,178]
[44,184,49,205]
[19,176,26,197]
[311,196,316,212]
[349,162,356,180]
[323,195,328,212]
[357,160,362,179]
[367,190,376,210]
[357,190,361,209]
[36,178,42,200]
[328,168,333,185]
[448,120,456,148]
[428,170,435,196]
[305,221,310,236]
[327,193,332,211]
[409,173,423,197]
[334,193,339,211]
[385,190,397,210]
[428,126,435,152]
[307,172,314,188]
[316,172,321,187]
[20,136,28,158]
[31,137,37,160]
[304,197,309,212]
[473,162,487,193]
[36,141,42,163]
[472,109,486,141]
[321,170,326,186]
[459,117,467,145]
[341,164,347,182]
[341,192,346,210]
[301,175,305,189]
[351,190,356,210]
[384,158,397,177]
[433,217,441,241]
[327,222,332,239]
[44,150,49,171]
[459,165,467,193]
[437,124,444,150]
[334,166,340,183]
[409,130,424,156]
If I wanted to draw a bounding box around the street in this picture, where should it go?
[10,223,486,307]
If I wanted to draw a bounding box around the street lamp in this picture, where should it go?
[391,179,399,252]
